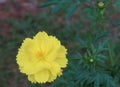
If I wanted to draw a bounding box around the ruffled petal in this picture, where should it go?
[28,75,36,83]
[45,36,61,61]
[49,62,61,76]
[16,38,40,66]
[55,46,68,67]
[48,74,57,82]
[33,32,51,54]
[34,70,49,83]
[20,63,39,74]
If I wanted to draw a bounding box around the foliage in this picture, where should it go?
[51,39,120,87]
[38,0,91,19]
[114,0,120,12]
[0,0,120,87]
[36,0,120,87]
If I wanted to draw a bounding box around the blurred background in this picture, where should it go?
[0,0,120,87]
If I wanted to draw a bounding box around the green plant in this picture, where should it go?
[33,0,120,87]
[1,0,119,87]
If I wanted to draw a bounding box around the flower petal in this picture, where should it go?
[55,46,68,67]
[20,63,39,74]
[45,36,61,61]
[28,75,36,83]
[34,70,49,83]
[48,74,57,82]
[34,31,51,54]
[16,38,40,66]
[49,62,61,76]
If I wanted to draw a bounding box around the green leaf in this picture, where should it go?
[114,0,120,12]
[112,21,120,26]
[37,1,58,8]
[94,31,108,40]
[74,37,87,47]
[66,4,78,20]
[51,4,63,13]
[83,7,98,21]
[94,74,100,87]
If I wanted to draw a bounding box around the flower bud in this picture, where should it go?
[89,58,94,62]
[98,2,104,8]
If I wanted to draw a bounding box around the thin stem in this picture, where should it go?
[96,0,114,68]
[97,1,115,68]
[108,43,114,67]
[69,58,81,60]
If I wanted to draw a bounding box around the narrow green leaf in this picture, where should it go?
[114,0,120,12]
[66,4,78,20]
[51,4,62,13]
[37,1,58,8]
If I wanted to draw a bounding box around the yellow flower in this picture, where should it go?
[16,31,68,83]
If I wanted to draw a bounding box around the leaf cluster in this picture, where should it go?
[50,36,120,87]
[38,0,91,19]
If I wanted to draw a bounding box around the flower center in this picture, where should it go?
[36,51,44,59]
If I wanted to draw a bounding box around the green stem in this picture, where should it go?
[70,58,81,60]
[100,12,106,31]
[108,43,114,67]
[88,8,99,49]
[97,0,114,67]
[88,23,93,48]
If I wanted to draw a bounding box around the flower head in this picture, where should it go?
[16,31,68,83]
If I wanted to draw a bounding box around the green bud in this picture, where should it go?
[98,2,104,7]
[89,58,94,62]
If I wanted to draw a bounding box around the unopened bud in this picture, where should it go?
[89,59,94,62]
[98,2,104,7]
